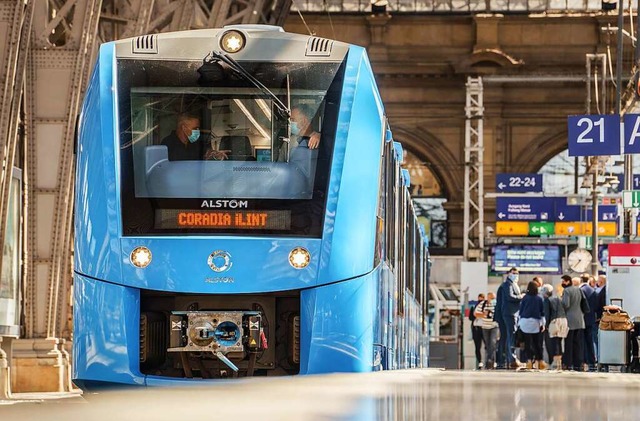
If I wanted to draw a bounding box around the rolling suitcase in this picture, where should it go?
[598,298,631,371]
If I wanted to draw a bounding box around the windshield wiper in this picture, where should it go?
[209,51,290,118]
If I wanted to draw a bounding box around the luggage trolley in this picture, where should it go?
[597,299,632,372]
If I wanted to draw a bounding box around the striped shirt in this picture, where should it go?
[480,299,498,329]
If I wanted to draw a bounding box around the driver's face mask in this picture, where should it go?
[187,128,200,143]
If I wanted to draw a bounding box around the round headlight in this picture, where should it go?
[130,246,152,268]
[289,247,310,269]
[220,30,245,53]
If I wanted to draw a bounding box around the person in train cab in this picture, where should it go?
[278,105,321,161]
[161,114,211,161]
[561,275,586,371]
[501,267,522,369]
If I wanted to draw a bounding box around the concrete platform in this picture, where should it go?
[2,370,640,419]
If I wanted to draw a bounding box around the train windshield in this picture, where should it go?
[118,59,345,237]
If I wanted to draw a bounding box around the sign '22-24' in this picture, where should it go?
[567,114,640,157]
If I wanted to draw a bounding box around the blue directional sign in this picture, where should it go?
[496,173,543,193]
[568,114,620,157]
[553,197,618,222]
[554,198,583,222]
[496,197,554,221]
[615,174,640,190]
[624,114,640,154]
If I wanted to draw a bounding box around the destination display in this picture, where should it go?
[492,245,561,273]
[156,209,291,230]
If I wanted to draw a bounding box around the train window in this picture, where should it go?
[117,59,345,236]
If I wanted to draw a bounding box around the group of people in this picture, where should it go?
[161,106,320,162]
[470,267,607,371]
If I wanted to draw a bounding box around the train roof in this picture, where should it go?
[112,25,351,63]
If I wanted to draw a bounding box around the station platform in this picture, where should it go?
[2,369,640,419]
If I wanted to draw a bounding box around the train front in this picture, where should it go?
[74,26,386,386]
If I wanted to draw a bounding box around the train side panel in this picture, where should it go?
[74,43,121,282]
[318,46,385,284]
[300,270,377,374]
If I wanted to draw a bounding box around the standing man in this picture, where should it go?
[501,267,522,369]
[494,280,507,369]
[580,274,598,371]
[562,275,586,371]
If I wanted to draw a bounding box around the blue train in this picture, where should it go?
[74,26,430,386]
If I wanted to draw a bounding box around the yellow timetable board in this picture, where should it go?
[555,222,617,237]
[496,221,529,236]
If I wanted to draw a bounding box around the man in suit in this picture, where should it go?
[580,274,598,371]
[562,275,586,371]
[500,267,522,369]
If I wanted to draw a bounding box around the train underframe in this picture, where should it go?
[139,290,301,379]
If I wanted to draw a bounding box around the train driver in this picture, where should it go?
[162,114,221,161]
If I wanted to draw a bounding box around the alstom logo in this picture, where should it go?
[201,200,248,209]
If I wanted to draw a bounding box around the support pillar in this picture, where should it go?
[11,338,68,393]
[0,337,11,398]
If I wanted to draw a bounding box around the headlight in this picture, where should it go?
[289,247,310,269]
[220,30,245,53]
[130,246,152,268]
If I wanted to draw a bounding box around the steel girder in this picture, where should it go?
[97,0,293,43]
[22,0,101,339]
[0,0,34,335]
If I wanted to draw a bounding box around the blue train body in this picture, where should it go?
[74,26,429,386]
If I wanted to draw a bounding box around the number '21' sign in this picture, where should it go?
[568,115,620,157]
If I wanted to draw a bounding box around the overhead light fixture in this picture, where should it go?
[371,0,388,14]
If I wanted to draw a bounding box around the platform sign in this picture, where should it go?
[495,221,529,236]
[568,114,620,157]
[614,174,640,190]
[496,173,542,193]
[624,114,640,154]
[623,190,640,208]
[496,197,554,221]
[528,222,554,236]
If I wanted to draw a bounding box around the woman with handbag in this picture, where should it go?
[518,281,547,370]
[543,284,568,370]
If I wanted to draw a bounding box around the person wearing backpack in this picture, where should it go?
[470,293,486,369]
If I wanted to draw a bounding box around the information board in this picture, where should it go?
[492,245,561,273]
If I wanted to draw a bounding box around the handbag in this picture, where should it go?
[599,306,633,331]
[548,317,569,338]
